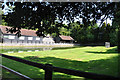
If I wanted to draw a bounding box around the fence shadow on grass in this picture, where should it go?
[2,54,119,80]
[23,55,119,78]
[86,47,118,54]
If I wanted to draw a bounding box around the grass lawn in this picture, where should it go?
[1,46,119,79]
[2,68,22,79]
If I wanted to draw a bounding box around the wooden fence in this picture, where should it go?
[0,53,119,80]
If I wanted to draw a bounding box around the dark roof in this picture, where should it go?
[0,25,37,36]
[59,35,74,41]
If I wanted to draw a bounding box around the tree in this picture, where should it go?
[109,29,118,46]
[2,2,120,51]
[112,3,120,52]
[70,22,83,43]
[2,2,114,35]
[70,22,96,43]
[59,27,70,36]
[2,2,60,36]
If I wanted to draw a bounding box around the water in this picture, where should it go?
[0,47,54,53]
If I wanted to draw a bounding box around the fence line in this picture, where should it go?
[0,53,45,69]
[0,53,119,80]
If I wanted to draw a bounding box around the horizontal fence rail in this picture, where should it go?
[0,53,45,69]
[0,64,33,80]
[0,53,119,80]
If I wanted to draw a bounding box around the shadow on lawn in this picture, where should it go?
[52,46,82,50]
[2,54,119,80]
[86,47,118,54]
[23,55,119,78]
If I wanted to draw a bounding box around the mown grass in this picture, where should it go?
[1,46,119,79]
[2,68,22,79]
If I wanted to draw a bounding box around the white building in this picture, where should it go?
[0,25,55,44]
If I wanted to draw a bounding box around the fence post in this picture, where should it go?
[45,64,53,80]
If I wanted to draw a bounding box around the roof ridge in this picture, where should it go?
[0,25,36,32]
[59,35,74,40]
[0,25,37,36]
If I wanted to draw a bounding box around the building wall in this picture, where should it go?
[2,34,43,44]
[1,33,74,44]
[54,37,73,43]
[42,37,55,44]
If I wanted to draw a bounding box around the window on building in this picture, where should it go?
[19,36,25,40]
[8,35,15,39]
[28,37,33,40]
[4,35,9,38]
[36,37,40,40]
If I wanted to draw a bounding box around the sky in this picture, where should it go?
[97,17,112,26]
[62,16,112,26]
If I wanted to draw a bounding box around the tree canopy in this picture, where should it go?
[2,2,118,36]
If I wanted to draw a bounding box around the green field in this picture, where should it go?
[1,46,119,79]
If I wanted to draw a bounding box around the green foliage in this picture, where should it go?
[98,22,111,42]
[69,21,118,45]
[111,3,120,46]
[59,27,70,36]
[51,33,57,37]
[1,19,8,26]
[70,22,82,43]
[109,30,118,45]
[2,2,116,37]
[86,32,94,42]
[70,22,96,43]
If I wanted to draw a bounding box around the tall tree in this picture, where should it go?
[113,3,120,52]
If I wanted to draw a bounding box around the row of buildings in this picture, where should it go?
[0,25,74,44]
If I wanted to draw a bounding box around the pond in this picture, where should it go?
[0,47,54,53]
[0,46,76,53]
